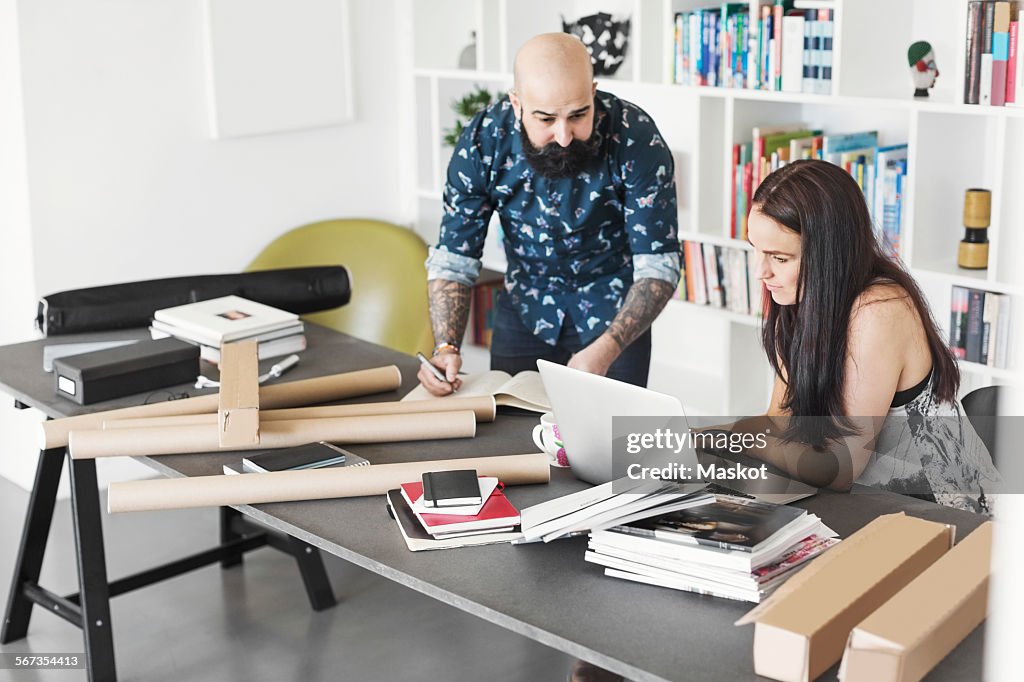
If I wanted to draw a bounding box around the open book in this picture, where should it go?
[401,370,550,413]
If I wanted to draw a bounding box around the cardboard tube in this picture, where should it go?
[70,410,476,459]
[39,366,402,450]
[103,395,497,429]
[108,453,550,513]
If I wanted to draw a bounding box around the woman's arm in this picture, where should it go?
[729,295,909,490]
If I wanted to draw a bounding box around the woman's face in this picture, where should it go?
[748,206,802,306]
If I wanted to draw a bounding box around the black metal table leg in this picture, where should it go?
[2,448,66,643]
[287,537,336,612]
[68,456,116,682]
[219,507,245,569]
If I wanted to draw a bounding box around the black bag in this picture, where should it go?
[37,266,351,336]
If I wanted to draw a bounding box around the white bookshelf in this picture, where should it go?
[403,0,1023,414]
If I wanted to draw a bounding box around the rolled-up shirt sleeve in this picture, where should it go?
[426,111,495,286]
[425,246,481,287]
[632,252,681,287]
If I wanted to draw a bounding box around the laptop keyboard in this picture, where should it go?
[704,483,757,500]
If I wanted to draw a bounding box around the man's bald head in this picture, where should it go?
[513,33,594,99]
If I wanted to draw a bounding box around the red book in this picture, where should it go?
[399,481,520,536]
[1008,21,1019,103]
[731,143,740,238]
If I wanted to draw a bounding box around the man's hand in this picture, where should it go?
[417,351,463,396]
[568,334,621,376]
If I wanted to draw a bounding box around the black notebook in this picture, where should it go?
[235,442,367,474]
[421,469,482,508]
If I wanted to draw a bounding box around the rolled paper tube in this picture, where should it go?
[108,453,550,513]
[102,395,497,429]
[39,365,402,450]
[70,410,476,460]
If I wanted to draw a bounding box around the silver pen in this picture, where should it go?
[416,352,454,390]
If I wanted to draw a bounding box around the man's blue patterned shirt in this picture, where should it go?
[426,91,680,346]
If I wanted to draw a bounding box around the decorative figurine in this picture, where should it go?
[562,12,631,76]
[907,41,939,98]
[958,188,990,270]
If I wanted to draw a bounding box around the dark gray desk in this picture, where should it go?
[1,326,987,682]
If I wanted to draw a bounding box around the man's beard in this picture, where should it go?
[520,117,600,180]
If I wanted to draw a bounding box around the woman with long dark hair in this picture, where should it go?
[736,159,998,514]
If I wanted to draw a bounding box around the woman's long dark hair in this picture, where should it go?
[754,159,958,446]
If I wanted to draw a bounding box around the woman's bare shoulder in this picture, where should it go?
[850,283,920,334]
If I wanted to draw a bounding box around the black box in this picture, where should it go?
[53,338,200,405]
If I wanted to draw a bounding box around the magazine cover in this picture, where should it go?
[621,495,805,551]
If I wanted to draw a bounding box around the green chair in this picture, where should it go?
[247,219,433,356]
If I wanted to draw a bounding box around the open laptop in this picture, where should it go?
[536,359,816,504]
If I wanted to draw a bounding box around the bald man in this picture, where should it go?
[419,33,679,395]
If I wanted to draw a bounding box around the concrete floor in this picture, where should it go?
[0,475,575,682]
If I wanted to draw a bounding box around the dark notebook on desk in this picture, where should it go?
[222,443,368,475]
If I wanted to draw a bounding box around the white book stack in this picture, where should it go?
[149,295,306,364]
[585,494,839,603]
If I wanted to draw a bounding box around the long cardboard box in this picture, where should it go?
[839,522,992,682]
[736,513,954,682]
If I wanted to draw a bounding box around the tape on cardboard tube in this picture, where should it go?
[39,365,403,450]
[70,410,475,459]
[102,395,497,429]
[107,452,550,513]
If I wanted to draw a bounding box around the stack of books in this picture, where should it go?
[586,494,838,603]
[678,240,761,317]
[949,286,1013,368]
[672,1,834,95]
[519,479,714,543]
[149,295,306,364]
[387,477,523,551]
[964,1,1023,106]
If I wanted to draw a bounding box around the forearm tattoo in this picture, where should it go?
[428,279,472,347]
[606,278,675,350]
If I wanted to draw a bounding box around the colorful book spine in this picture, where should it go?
[949,286,969,360]
[991,2,1011,106]
[1007,18,1019,103]
[966,2,984,104]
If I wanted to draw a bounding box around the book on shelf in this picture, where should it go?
[396,480,520,537]
[222,444,369,475]
[671,1,833,95]
[386,490,522,551]
[1009,12,1020,103]
[152,295,299,347]
[586,494,838,603]
[965,2,1022,106]
[677,240,760,318]
[401,369,550,413]
[948,286,1013,368]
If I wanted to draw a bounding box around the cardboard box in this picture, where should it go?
[839,522,992,682]
[53,338,198,405]
[736,513,954,682]
[217,339,260,447]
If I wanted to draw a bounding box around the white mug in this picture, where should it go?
[532,412,569,467]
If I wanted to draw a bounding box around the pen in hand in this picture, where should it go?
[416,352,457,392]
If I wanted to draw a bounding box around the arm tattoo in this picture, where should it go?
[606,278,675,350]
[428,279,472,347]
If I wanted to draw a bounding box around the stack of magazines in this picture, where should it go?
[149,295,306,364]
[586,494,838,603]
[519,478,714,543]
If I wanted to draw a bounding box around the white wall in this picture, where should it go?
[0,0,405,491]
